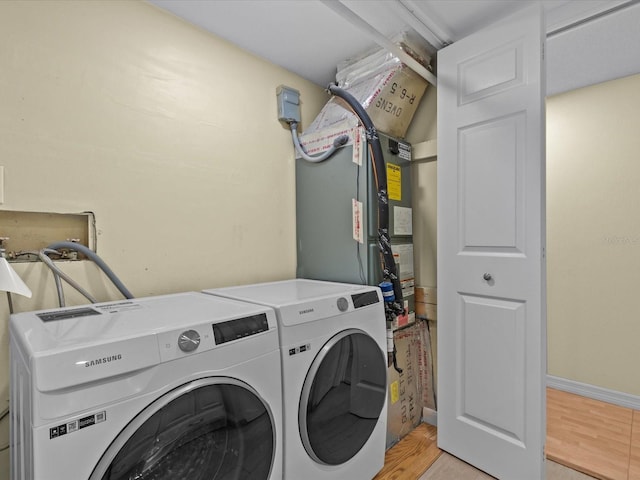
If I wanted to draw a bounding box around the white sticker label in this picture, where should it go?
[398,142,412,161]
[353,128,364,166]
[352,199,364,244]
[393,206,413,235]
[96,301,143,314]
[392,243,415,280]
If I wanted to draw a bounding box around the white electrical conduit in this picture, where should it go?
[319,0,437,87]
[290,122,349,163]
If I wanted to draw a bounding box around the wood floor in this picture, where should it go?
[417,453,596,480]
[547,388,640,480]
[374,421,596,480]
[630,412,640,479]
[377,387,640,480]
[373,423,441,480]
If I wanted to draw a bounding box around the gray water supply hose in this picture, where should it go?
[38,249,97,305]
[47,241,134,299]
[38,249,66,306]
[290,121,349,163]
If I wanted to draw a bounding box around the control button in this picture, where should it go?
[178,329,201,352]
[337,297,349,312]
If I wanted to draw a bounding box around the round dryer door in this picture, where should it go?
[299,328,386,465]
[90,378,275,480]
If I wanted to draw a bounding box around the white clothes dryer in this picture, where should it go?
[204,279,388,480]
[9,292,282,480]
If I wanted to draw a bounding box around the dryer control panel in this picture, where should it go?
[213,313,269,345]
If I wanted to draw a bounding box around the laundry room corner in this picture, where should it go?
[404,82,439,397]
[404,80,438,288]
[0,1,329,475]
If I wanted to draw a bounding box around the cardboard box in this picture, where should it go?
[305,34,432,139]
[415,286,437,305]
[415,302,437,321]
[386,324,424,448]
[307,64,428,139]
[391,309,416,330]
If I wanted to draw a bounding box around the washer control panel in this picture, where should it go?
[157,312,273,362]
[158,325,213,361]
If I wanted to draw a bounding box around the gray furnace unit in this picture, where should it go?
[296,131,415,323]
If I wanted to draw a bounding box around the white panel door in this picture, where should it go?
[437,5,546,479]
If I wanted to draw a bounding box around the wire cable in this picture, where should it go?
[355,145,367,284]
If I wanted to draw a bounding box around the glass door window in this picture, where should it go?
[91,379,275,480]
[299,329,386,465]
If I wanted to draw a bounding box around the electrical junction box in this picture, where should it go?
[276,85,301,123]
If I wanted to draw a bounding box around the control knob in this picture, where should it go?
[178,329,201,352]
[337,297,349,312]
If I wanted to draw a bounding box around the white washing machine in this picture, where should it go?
[204,279,388,480]
[9,292,283,480]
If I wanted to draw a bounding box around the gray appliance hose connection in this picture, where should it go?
[290,121,348,163]
[47,241,134,299]
[38,248,97,305]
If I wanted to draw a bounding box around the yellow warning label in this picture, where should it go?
[387,163,401,201]
[390,380,399,404]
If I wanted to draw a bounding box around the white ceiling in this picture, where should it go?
[149,0,640,96]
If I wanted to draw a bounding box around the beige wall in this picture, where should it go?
[547,72,640,396]
[0,0,329,472]
[406,85,437,288]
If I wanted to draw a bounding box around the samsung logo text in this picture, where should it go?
[79,354,123,368]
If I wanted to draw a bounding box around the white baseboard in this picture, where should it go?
[422,407,437,426]
[547,375,640,410]
[418,377,639,429]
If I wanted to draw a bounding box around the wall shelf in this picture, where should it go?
[412,139,437,161]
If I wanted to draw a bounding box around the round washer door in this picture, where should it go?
[90,378,275,480]
[299,328,387,465]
